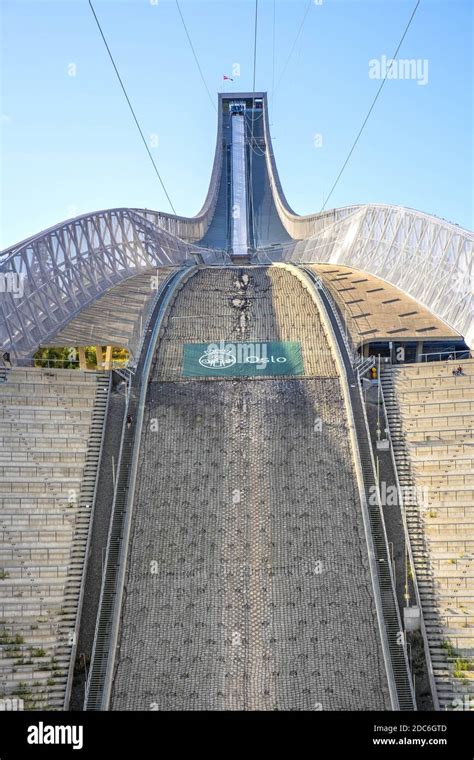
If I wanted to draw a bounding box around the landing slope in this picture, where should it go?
[111,267,390,710]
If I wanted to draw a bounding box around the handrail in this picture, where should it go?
[356,356,376,376]
[302,270,361,366]
[420,349,471,362]
[63,370,112,709]
[380,370,442,711]
[355,366,417,708]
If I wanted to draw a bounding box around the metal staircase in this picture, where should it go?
[380,366,471,711]
[63,371,111,708]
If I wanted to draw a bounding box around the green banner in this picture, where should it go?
[182,341,304,378]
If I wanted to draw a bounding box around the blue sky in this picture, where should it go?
[1,0,472,249]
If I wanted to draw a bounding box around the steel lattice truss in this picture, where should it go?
[1,89,473,362]
[0,209,228,361]
[279,204,473,347]
[1,203,472,361]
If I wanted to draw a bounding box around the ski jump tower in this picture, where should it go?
[0,92,472,364]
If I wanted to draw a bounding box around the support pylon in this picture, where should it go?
[104,345,113,370]
[95,346,103,369]
[78,347,87,370]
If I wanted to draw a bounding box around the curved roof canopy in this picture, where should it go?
[1,93,472,360]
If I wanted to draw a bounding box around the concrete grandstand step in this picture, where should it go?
[1,511,75,526]
[0,450,87,465]
[399,416,474,430]
[0,367,110,709]
[405,430,471,443]
[4,368,108,382]
[413,457,474,471]
[390,358,474,378]
[0,406,95,420]
[0,464,85,479]
[0,478,82,493]
[0,434,89,447]
[0,422,92,436]
[400,398,474,412]
[422,508,474,520]
[382,362,474,709]
[0,495,75,508]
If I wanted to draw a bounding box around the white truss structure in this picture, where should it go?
[1,92,472,359]
[0,208,227,362]
[282,204,474,347]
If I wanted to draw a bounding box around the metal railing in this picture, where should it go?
[356,356,376,377]
[301,268,360,366]
[420,349,472,363]
[63,372,112,709]
[33,358,81,369]
[379,369,441,709]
